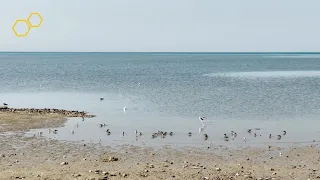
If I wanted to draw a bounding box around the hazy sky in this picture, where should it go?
[0,0,320,52]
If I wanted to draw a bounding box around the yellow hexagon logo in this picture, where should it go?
[27,12,43,28]
[12,20,31,37]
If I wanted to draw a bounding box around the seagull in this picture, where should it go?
[283,131,287,135]
[100,97,104,101]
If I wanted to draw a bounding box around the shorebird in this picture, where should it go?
[283,131,287,135]
[254,133,257,137]
[123,107,127,111]
[76,123,79,127]
[100,97,104,101]
[99,123,107,128]
[224,134,229,139]
[152,133,157,138]
[199,116,206,124]
[169,132,173,136]
[204,134,208,140]
[269,134,272,138]
[243,137,247,143]
[3,103,8,106]
[122,132,125,136]
[188,132,192,136]
[71,130,75,134]
[247,129,252,133]
[277,135,282,140]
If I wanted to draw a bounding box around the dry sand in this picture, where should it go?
[1,112,320,180]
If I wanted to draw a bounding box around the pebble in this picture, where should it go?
[60,162,68,165]
[148,164,155,168]
[215,167,221,171]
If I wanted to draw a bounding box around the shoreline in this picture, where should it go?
[0,109,320,179]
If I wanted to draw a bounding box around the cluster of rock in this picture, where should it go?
[0,106,96,118]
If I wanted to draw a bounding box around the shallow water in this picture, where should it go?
[1,92,319,149]
[1,52,320,148]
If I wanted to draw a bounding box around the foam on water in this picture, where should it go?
[203,71,320,79]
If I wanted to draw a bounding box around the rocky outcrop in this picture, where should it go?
[0,106,95,118]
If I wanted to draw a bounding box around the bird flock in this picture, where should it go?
[31,98,289,146]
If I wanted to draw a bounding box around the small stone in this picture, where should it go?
[60,162,68,165]
[0,154,5,157]
[235,173,240,176]
[144,169,149,172]
[63,155,66,158]
[83,158,87,161]
[94,169,100,174]
[109,172,117,176]
[270,168,274,171]
[89,170,93,173]
[102,171,108,175]
[122,173,128,178]
[215,167,221,171]
[272,172,277,175]
[72,174,81,177]
[148,164,155,168]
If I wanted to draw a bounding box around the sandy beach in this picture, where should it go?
[0,109,319,180]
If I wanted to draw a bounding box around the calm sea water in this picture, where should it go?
[1,52,320,148]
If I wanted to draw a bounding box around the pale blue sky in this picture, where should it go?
[0,0,320,52]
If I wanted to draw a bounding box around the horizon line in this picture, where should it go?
[1,51,320,54]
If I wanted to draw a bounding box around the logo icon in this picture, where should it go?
[12,12,43,37]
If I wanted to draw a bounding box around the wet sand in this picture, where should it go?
[1,111,320,180]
